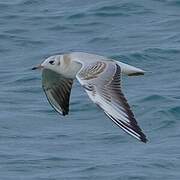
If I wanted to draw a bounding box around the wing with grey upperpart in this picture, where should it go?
[76,61,147,143]
[42,69,73,116]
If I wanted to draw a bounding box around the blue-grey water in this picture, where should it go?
[1,0,180,179]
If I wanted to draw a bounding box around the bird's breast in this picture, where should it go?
[61,60,82,79]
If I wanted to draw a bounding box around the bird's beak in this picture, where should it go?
[32,65,44,70]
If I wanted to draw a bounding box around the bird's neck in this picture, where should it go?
[60,55,82,79]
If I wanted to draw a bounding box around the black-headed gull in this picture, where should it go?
[32,52,147,143]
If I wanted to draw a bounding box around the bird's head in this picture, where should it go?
[32,55,62,73]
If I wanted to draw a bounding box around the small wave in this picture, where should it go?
[156,115,176,130]
[94,2,143,12]
[5,29,27,34]
[139,94,168,103]
[144,48,180,56]
[6,86,41,94]
[33,108,55,114]
[154,18,180,28]
[0,33,44,46]
[157,48,180,54]
[125,48,180,65]
[150,160,176,170]
[70,102,97,113]
[77,163,118,174]
[0,135,34,140]
[92,133,126,144]
[88,37,113,43]
[67,12,86,19]
[93,11,127,17]
[47,24,70,31]
[91,2,152,17]
[70,29,94,34]
[80,165,98,172]
[14,38,45,46]
[150,105,180,131]
[74,22,102,27]
[1,14,20,20]
[25,14,63,22]
[11,76,39,84]
[169,106,180,119]
[0,48,10,53]
[18,0,42,6]
[96,5,124,11]
[0,3,9,10]
[167,0,180,6]
[0,34,16,40]
[3,156,82,167]
[165,33,180,42]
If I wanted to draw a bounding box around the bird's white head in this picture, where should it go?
[32,55,63,74]
[32,54,81,78]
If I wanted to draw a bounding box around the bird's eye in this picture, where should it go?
[49,60,55,65]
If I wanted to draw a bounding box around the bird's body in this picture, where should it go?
[33,52,147,143]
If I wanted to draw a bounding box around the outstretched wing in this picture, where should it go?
[42,69,73,116]
[76,61,147,143]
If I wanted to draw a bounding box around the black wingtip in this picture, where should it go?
[32,67,37,70]
[62,111,68,116]
[134,126,148,143]
[141,138,148,143]
[140,133,148,143]
[128,72,145,76]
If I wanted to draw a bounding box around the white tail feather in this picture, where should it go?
[115,61,145,76]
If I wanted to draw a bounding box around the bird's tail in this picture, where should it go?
[115,61,145,76]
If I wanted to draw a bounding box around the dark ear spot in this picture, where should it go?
[57,59,61,66]
[63,54,71,65]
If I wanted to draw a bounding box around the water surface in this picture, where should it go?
[0,0,180,179]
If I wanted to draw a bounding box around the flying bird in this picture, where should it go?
[32,52,147,143]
